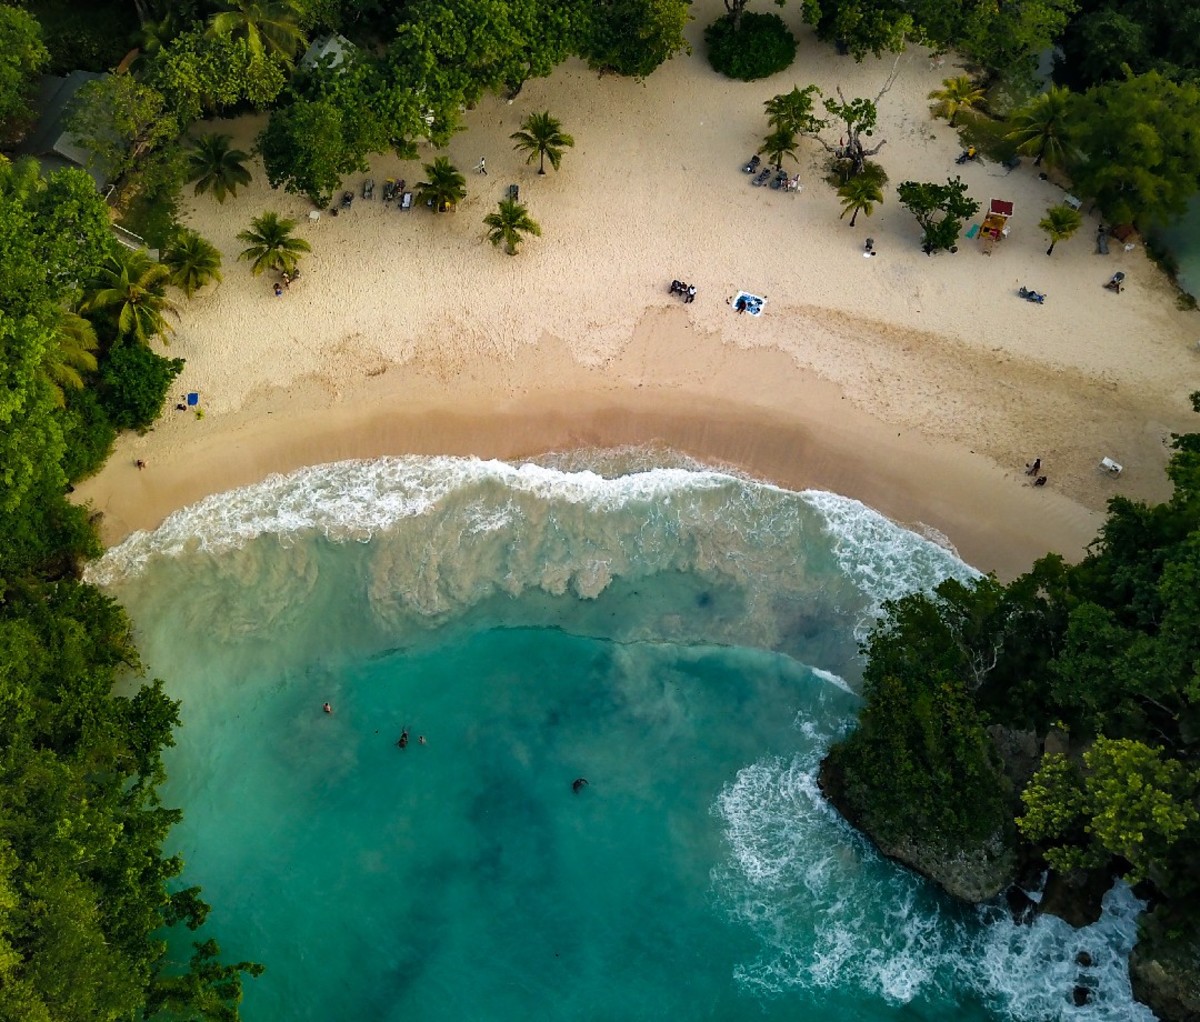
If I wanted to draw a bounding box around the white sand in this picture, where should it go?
[74,0,1200,575]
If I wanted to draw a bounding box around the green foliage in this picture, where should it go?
[510,110,575,175]
[896,177,980,252]
[150,29,288,126]
[99,339,186,431]
[236,211,311,275]
[1039,203,1083,255]
[65,76,178,184]
[0,5,49,139]
[1004,85,1076,169]
[188,134,254,203]
[928,74,985,127]
[83,249,179,345]
[757,126,798,169]
[1067,70,1200,227]
[578,0,691,79]
[483,197,542,255]
[116,144,188,252]
[57,386,116,482]
[208,0,308,64]
[415,156,467,213]
[705,12,797,82]
[837,171,884,225]
[828,581,1015,849]
[764,85,823,136]
[164,229,224,298]
[20,0,137,74]
[1056,0,1200,91]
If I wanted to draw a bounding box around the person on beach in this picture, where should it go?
[735,296,747,314]
[323,702,332,714]
[1034,476,1047,487]
[282,272,290,290]
[397,728,409,749]
[685,284,696,303]
[274,282,283,297]
[1025,458,1041,476]
[135,459,146,470]
[476,157,487,175]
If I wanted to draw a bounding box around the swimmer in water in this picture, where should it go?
[572,778,589,794]
[417,735,426,745]
[397,728,409,749]
[322,702,332,714]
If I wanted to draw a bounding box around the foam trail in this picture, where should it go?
[714,742,1154,1021]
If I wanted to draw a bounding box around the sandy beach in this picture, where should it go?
[74,0,1200,579]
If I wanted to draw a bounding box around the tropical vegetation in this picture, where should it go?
[187,133,253,202]
[484,198,543,255]
[896,178,980,253]
[510,111,575,175]
[237,211,311,275]
[164,229,224,297]
[83,248,180,344]
[928,75,985,127]
[837,171,885,226]
[1038,203,1083,256]
[416,156,467,213]
[705,11,797,82]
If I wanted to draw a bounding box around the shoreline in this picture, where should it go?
[75,308,1103,582]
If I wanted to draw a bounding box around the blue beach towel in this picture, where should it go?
[186,392,199,407]
[731,291,767,317]
[965,223,980,239]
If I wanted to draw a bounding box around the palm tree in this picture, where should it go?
[42,309,99,405]
[483,198,542,256]
[208,0,306,63]
[1006,86,1075,169]
[837,175,885,226]
[764,85,819,136]
[1039,203,1083,256]
[415,157,467,213]
[928,75,985,127]
[164,230,223,297]
[82,249,178,344]
[237,212,311,275]
[510,111,575,175]
[757,127,798,170]
[187,134,253,202]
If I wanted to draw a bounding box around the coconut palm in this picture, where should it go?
[764,85,820,136]
[415,157,467,213]
[837,174,885,226]
[757,127,798,170]
[164,229,224,297]
[1006,86,1075,169]
[510,111,575,175]
[1039,203,1083,256]
[187,134,253,202]
[483,198,542,256]
[928,75,986,127]
[42,309,99,405]
[82,249,178,344]
[208,0,307,63]
[237,212,311,275]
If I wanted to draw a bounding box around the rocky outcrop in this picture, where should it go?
[1039,867,1110,928]
[818,755,1016,903]
[1130,920,1200,1022]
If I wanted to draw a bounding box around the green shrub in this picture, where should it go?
[99,339,185,432]
[58,386,116,482]
[705,12,796,82]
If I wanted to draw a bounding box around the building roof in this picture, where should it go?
[15,72,113,190]
[300,33,355,71]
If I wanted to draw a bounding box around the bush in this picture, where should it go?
[705,12,796,82]
[58,386,116,482]
[99,340,185,432]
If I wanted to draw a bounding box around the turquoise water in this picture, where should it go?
[1156,193,1200,299]
[94,454,1153,1022]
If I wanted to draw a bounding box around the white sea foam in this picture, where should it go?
[808,667,856,695]
[714,745,1154,1021]
[89,456,975,659]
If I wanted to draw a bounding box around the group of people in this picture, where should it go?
[321,703,426,746]
[669,279,697,303]
[273,268,301,298]
[1025,458,1048,487]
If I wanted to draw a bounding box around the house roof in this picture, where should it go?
[15,72,112,190]
[990,198,1015,217]
[300,34,354,70]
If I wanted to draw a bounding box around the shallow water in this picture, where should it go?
[95,454,1154,1022]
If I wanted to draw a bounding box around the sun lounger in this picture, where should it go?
[383,179,396,202]
[1097,228,1109,255]
[341,191,353,209]
[400,191,413,210]
[506,184,519,202]
[362,179,374,199]
[1099,457,1123,476]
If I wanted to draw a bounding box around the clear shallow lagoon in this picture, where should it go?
[93,454,1153,1022]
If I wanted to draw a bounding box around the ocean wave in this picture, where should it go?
[714,747,1153,1021]
[88,455,976,655]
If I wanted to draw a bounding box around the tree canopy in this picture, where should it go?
[0,5,49,139]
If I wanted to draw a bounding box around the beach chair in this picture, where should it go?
[382,179,396,202]
[362,178,374,200]
[506,184,519,202]
[400,191,413,211]
[1099,457,1123,476]
[1096,228,1110,255]
[752,167,771,187]
[341,191,353,210]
